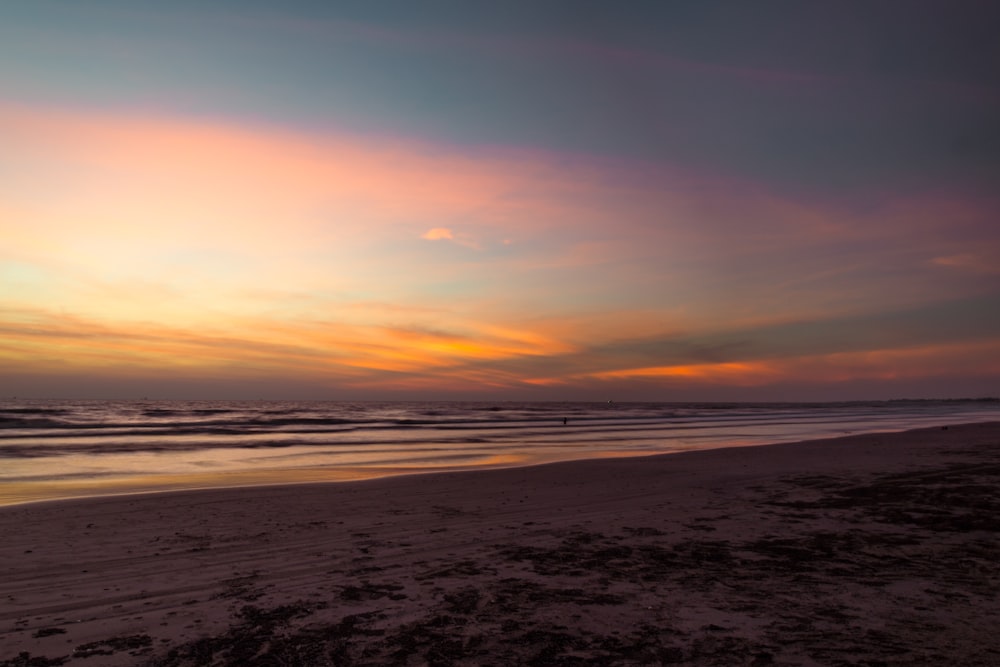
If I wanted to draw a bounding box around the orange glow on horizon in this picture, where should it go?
[508,340,1000,391]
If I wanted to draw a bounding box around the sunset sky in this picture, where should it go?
[2,1,999,401]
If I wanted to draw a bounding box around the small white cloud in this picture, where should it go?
[421,227,454,241]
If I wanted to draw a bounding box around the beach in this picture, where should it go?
[2,421,998,666]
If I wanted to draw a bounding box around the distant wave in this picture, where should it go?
[1,400,998,501]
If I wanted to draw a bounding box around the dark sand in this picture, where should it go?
[2,422,999,666]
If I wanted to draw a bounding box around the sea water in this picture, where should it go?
[2,399,998,505]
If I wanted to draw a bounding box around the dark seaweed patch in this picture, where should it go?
[74,635,153,658]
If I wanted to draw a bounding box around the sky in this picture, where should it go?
[2,0,999,402]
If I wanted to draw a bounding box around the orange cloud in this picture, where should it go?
[587,361,777,384]
[0,303,577,391]
[3,297,998,396]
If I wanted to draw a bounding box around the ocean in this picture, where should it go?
[2,398,999,506]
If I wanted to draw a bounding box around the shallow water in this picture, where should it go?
[2,399,998,505]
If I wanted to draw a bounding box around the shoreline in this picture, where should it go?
[6,398,1000,510]
[3,421,999,665]
[0,444,737,510]
[1,417,990,510]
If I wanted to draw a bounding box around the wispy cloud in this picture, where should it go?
[931,252,1000,275]
[2,101,999,398]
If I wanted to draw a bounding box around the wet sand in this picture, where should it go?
[2,422,999,666]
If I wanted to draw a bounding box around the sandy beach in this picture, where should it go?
[2,422,998,666]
